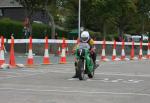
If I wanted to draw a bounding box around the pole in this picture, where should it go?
[78,0,81,38]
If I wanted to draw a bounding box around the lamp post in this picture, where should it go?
[78,0,81,38]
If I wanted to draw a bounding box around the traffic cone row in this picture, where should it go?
[100,39,150,62]
[0,36,149,69]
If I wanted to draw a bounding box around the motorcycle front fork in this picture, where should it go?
[75,59,86,71]
[83,60,86,71]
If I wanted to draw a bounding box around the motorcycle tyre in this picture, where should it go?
[77,60,85,80]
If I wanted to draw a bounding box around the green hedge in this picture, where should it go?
[0,18,23,38]
[32,23,51,38]
[0,18,68,39]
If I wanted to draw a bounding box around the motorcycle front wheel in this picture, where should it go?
[77,59,85,80]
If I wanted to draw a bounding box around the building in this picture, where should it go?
[0,0,49,23]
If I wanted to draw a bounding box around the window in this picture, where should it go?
[0,9,3,16]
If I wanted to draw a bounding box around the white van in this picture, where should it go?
[131,35,141,42]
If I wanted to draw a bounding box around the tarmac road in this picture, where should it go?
[0,55,150,103]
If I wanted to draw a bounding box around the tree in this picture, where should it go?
[112,0,137,38]
[15,0,45,34]
[137,0,150,33]
[15,0,58,38]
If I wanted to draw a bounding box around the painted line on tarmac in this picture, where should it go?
[50,70,150,78]
[0,75,18,79]
[95,72,150,77]
[68,78,144,84]
[100,60,150,66]
[0,71,52,79]
[0,87,150,96]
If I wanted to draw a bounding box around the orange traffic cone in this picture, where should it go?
[120,39,126,60]
[9,35,16,68]
[27,36,34,66]
[43,36,51,64]
[112,40,120,61]
[130,40,135,60]
[59,38,67,64]
[146,42,150,59]
[112,40,117,61]
[138,40,143,60]
[0,36,5,68]
[101,39,109,62]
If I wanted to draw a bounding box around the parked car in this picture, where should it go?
[124,34,149,42]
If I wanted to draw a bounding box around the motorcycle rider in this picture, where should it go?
[72,31,98,78]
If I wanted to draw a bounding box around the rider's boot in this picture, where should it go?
[93,61,99,69]
[72,69,78,78]
[72,62,78,78]
[94,63,99,69]
[91,52,99,69]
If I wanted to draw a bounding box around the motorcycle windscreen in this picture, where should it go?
[78,43,90,49]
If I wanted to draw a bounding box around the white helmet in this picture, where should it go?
[81,31,90,42]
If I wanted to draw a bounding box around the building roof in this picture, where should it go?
[0,0,22,8]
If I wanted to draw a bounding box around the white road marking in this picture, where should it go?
[100,60,150,65]
[0,87,150,96]
[110,79,123,83]
[0,75,17,79]
[50,70,150,78]
[68,78,78,80]
[96,72,150,77]
[69,78,143,84]
[123,80,144,83]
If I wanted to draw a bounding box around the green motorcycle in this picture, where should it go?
[75,43,95,80]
